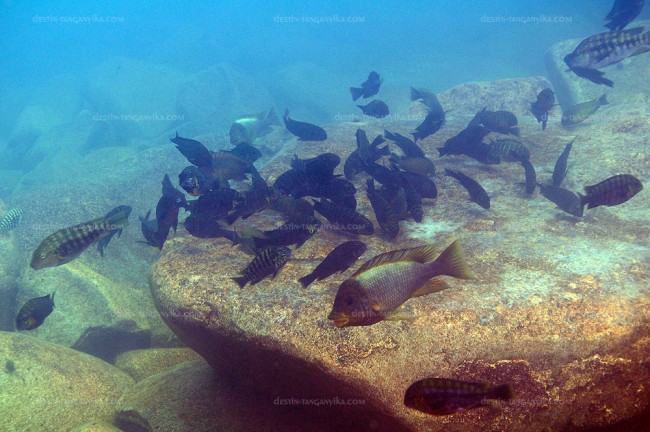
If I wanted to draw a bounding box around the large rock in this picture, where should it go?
[545,20,650,109]
[0,331,134,431]
[150,103,649,431]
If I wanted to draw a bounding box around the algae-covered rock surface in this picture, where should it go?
[0,331,134,431]
[114,347,200,381]
[149,93,649,432]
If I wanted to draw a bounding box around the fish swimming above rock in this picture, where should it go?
[269,196,314,223]
[564,27,650,87]
[203,151,251,183]
[344,129,389,180]
[561,95,608,127]
[579,174,643,209]
[391,155,436,177]
[283,109,327,141]
[384,129,425,158]
[232,246,292,288]
[15,293,55,330]
[438,126,500,165]
[520,159,537,195]
[404,378,513,416]
[530,88,555,131]
[605,0,645,31]
[490,138,530,162]
[229,122,253,147]
[445,169,490,209]
[0,208,23,233]
[138,210,162,248]
[178,166,217,197]
[171,132,212,168]
[226,164,279,224]
[299,241,367,288]
[357,100,389,118]
[97,205,132,257]
[350,71,382,101]
[234,107,281,139]
[400,173,424,222]
[31,205,131,270]
[155,174,188,249]
[539,184,584,217]
[239,216,322,250]
[469,108,519,136]
[410,87,444,114]
[552,137,576,187]
[328,239,474,328]
[366,179,401,239]
[313,198,374,236]
[412,108,445,142]
[400,172,438,199]
[226,142,262,164]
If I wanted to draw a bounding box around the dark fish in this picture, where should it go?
[404,378,513,416]
[345,131,388,179]
[383,184,409,221]
[412,109,445,142]
[178,166,218,196]
[204,151,251,182]
[363,161,402,186]
[15,293,55,330]
[299,241,367,288]
[229,122,253,146]
[97,205,131,256]
[189,187,238,220]
[273,168,310,196]
[171,132,212,168]
[539,184,584,217]
[366,179,400,239]
[531,89,555,131]
[520,159,537,195]
[246,216,322,249]
[291,153,340,180]
[400,173,424,222]
[561,95,608,127]
[490,139,530,162]
[313,198,374,235]
[384,129,425,158]
[401,172,438,199]
[294,177,357,202]
[357,100,389,118]
[226,142,262,164]
[138,210,161,248]
[605,0,645,31]
[564,27,650,87]
[31,206,131,269]
[227,164,279,224]
[328,240,474,327]
[283,109,327,141]
[410,87,444,114]
[438,126,500,165]
[234,108,281,140]
[391,155,436,177]
[184,212,230,239]
[232,246,292,288]
[445,169,490,209]
[155,175,188,248]
[350,71,382,101]
[0,208,23,233]
[270,196,314,223]
[552,137,576,187]
[114,409,152,432]
[579,174,643,209]
[469,108,519,136]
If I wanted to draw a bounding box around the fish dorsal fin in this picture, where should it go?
[352,244,439,276]
[411,279,452,298]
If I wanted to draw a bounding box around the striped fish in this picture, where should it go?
[0,208,23,233]
[232,246,292,288]
[30,205,131,270]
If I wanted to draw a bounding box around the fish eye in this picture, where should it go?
[346,296,355,305]
[40,253,46,259]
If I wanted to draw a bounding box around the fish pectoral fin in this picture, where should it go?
[384,307,417,321]
[411,279,452,298]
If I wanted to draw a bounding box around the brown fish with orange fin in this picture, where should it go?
[328,239,474,328]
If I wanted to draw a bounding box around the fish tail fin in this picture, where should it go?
[577,192,591,210]
[599,94,608,105]
[232,276,248,289]
[298,273,316,288]
[350,87,364,101]
[491,384,514,401]
[265,107,281,126]
[51,291,56,306]
[384,129,395,140]
[409,86,421,101]
[429,239,475,280]
[411,132,420,143]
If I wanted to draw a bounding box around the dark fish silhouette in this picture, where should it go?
[0,208,23,233]
[469,108,519,136]
[445,169,490,209]
[171,132,212,168]
[313,198,374,236]
[232,246,292,288]
[31,206,131,269]
[539,184,584,217]
[155,175,188,249]
[203,151,251,182]
[283,109,327,141]
[605,0,645,31]
[291,153,340,180]
[410,87,444,113]
[243,217,322,249]
[350,71,382,101]
[400,173,424,222]
[562,95,608,127]
[438,126,499,164]
[15,293,55,330]
[227,165,280,224]
[97,205,131,256]
[178,166,217,196]
[344,135,389,180]
[138,210,161,248]
[412,109,445,142]
[520,159,537,195]
[184,212,229,239]
[579,174,643,209]
[401,172,438,199]
[384,129,425,158]
[564,27,650,87]
[530,89,555,131]
[404,378,513,416]
[552,137,576,187]
[270,196,314,223]
[391,155,435,177]
[226,142,262,164]
[490,139,530,162]
[298,241,367,288]
[328,240,473,328]
[366,179,400,239]
[357,100,389,118]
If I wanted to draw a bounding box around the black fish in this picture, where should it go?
[232,246,292,288]
[171,132,212,168]
[605,0,645,31]
[357,100,389,118]
[469,108,519,136]
[298,241,367,288]
[490,139,530,162]
[155,174,188,249]
[204,151,251,182]
[391,155,436,177]
[178,166,218,196]
[97,205,131,257]
[313,198,374,235]
[445,169,490,209]
[438,126,500,165]
[552,137,576,187]
[520,159,537,195]
[400,173,424,222]
[564,27,650,87]
[350,71,382,101]
[283,109,327,141]
[539,184,584,217]
[226,142,262,164]
[530,89,555,131]
[366,179,400,239]
[384,129,425,158]
[247,216,322,249]
[383,184,409,221]
[138,210,161,248]
[404,378,513,416]
[400,172,438,199]
[184,212,231,239]
[410,87,444,114]
[412,109,445,142]
[270,196,314,223]
[579,174,643,209]
[291,153,340,180]
[189,187,239,221]
[344,131,388,179]
[15,293,55,331]
[363,161,402,187]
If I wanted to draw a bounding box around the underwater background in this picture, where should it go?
[0,1,649,431]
